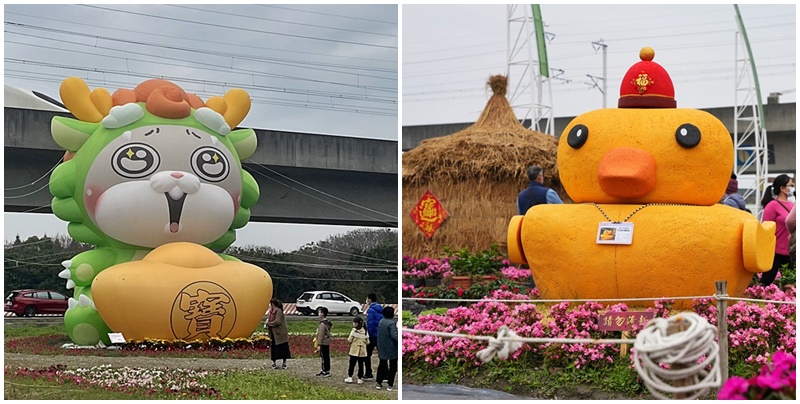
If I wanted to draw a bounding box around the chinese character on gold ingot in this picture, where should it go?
[420,197,438,222]
[615,316,625,327]
[603,316,613,327]
[178,288,231,340]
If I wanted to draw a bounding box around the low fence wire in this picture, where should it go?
[401,280,796,399]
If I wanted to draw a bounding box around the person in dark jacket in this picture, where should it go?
[315,307,333,377]
[363,293,383,380]
[517,165,562,215]
[375,306,398,391]
[265,298,291,370]
[721,172,749,212]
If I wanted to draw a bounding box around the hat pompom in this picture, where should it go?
[618,47,676,108]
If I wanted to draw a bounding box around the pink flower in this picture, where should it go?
[718,376,750,399]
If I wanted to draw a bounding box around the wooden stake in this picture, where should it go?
[715,280,729,385]
[619,331,630,358]
[667,316,691,399]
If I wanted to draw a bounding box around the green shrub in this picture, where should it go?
[402,310,418,327]
[444,244,506,276]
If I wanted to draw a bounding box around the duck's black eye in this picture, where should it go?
[675,124,701,148]
[567,124,588,149]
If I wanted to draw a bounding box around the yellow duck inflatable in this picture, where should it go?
[507,47,776,306]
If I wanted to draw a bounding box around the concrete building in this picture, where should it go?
[402,102,795,209]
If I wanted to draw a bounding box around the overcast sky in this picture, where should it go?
[403,4,796,127]
[4,4,398,252]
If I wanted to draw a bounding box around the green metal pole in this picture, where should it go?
[531,5,549,78]
[733,5,765,130]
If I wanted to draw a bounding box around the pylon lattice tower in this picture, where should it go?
[733,5,769,216]
[506,4,554,135]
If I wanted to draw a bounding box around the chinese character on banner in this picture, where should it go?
[409,189,449,239]
[598,311,655,332]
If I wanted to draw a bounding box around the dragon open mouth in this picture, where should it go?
[166,193,188,233]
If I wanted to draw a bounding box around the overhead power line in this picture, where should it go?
[80,5,397,50]
[213,253,398,271]
[5,70,398,117]
[166,5,397,38]
[256,4,397,25]
[4,158,61,191]
[3,11,398,65]
[4,25,397,87]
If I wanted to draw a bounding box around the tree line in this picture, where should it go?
[4,229,398,304]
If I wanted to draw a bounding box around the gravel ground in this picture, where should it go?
[4,353,398,398]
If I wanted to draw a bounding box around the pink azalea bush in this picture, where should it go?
[405,285,795,382]
[402,256,453,279]
[403,289,544,367]
[718,351,796,399]
[500,266,533,283]
[725,285,796,365]
[402,283,416,297]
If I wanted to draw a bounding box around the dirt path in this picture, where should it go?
[4,353,398,398]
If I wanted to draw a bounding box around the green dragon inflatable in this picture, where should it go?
[50,78,267,345]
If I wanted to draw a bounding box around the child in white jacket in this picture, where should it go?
[345,317,369,384]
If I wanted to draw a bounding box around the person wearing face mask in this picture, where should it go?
[759,174,795,286]
[787,205,796,265]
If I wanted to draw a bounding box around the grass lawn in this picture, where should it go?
[3,318,357,359]
[4,318,391,400]
[5,370,387,400]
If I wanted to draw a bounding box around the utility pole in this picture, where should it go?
[587,39,608,108]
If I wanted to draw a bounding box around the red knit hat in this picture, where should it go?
[618,47,676,108]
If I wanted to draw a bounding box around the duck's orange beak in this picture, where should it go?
[598,147,656,199]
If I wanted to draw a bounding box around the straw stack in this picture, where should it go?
[403,75,566,258]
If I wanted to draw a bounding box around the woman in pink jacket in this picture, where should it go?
[760,174,795,286]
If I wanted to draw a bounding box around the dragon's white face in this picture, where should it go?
[83,125,242,248]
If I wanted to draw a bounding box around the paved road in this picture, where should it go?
[402,384,535,400]
[4,314,360,325]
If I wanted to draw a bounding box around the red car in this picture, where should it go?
[5,289,69,316]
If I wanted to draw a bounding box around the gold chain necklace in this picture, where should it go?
[591,203,695,224]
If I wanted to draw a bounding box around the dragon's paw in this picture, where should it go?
[59,250,118,289]
[65,294,112,346]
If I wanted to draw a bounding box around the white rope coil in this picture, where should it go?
[633,312,720,400]
[475,326,524,363]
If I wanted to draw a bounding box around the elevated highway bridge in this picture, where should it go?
[5,106,398,228]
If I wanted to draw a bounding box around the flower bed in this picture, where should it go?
[718,351,796,399]
[405,268,535,305]
[403,284,796,396]
[4,364,221,398]
[402,256,452,285]
[6,334,350,359]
